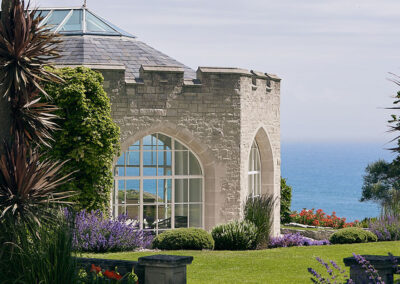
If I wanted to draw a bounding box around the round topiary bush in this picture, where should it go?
[152,228,214,250]
[329,227,377,244]
[211,220,258,250]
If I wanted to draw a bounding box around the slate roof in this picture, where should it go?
[55,35,196,79]
[44,7,196,79]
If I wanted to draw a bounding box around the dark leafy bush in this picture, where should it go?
[211,220,258,250]
[153,228,214,250]
[44,67,120,212]
[369,216,400,241]
[244,195,275,248]
[0,212,78,284]
[329,227,377,244]
[281,178,292,224]
[71,210,153,252]
[269,233,330,248]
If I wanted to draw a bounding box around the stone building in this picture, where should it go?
[22,6,282,235]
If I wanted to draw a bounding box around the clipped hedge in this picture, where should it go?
[152,228,214,250]
[212,220,258,250]
[329,227,377,244]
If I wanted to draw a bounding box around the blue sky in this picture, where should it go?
[35,0,400,143]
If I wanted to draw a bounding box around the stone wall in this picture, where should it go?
[62,64,281,234]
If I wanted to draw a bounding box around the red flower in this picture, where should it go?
[104,270,122,280]
[90,264,101,274]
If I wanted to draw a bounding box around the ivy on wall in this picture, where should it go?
[44,67,120,211]
[280,177,293,224]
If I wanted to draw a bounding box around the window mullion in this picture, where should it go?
[171,138,175,229]
[139,139,143,230]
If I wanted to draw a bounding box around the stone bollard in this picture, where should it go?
[137,255,193,284]
[343,255,400,284]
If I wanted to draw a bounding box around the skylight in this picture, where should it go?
[36,7,135,38]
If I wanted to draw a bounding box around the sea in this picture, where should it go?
[281,142,395,222]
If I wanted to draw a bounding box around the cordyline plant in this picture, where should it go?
[0,135,74,228]
[0,0,62,147]
[0,0,74,258]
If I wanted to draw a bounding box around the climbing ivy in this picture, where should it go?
[44,67,120,211]
[280,177,293,224]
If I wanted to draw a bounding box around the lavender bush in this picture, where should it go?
[269,233,330,248]
[308,253,399,284]
[70,210,153,252]
[369,216,400,241]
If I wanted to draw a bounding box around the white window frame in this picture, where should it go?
[248,140,262,198]
[113,133,204,234]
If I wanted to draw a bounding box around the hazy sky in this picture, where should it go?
[34,0,400,143]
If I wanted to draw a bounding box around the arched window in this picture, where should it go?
[113,133,203,234]
[248,140,261,198]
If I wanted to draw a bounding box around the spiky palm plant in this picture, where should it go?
[0,0,62,146]
[0,135,74,228]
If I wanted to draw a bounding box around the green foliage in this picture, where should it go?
[361,159,400,216]
[44,67,120,211]
[211,220,258,250]
[0,212,78,284]
[329,227,378,244]
[280,177,292,223]
[244,194,275,248]
[152,228,214,250]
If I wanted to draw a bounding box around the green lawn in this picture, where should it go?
[83,241,400,284]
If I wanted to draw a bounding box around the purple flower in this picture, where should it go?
[369,216,400,241]
[67,209,153,252]
[269,233,330,248]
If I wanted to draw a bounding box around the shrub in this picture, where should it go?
[244,195,275,248]
[329,227,377,244]
[369,216,400,241]
[281,178,292,224]
[71,210,153,252]
[269,233,330,248]
[211,220,258,250]
[152,228,214,250]
[44,67,120,212]
[290,208,359,228]
[0,212,78,284]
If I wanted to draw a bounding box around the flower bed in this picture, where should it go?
[290,209,359,229]
[269,233,330,248]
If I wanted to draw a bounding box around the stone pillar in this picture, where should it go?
[138,255,193,284]
[343,255,399,284]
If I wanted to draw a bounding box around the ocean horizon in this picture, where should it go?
[281,141,395,222]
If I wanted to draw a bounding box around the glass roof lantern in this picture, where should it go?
[36,7,135,38]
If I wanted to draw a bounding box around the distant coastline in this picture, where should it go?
[281,141,395,221]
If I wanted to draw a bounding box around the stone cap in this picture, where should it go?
[266,73,281,81]
[138,255,194,267]
[251,70,268,79]
[184,79,202,87]
[55,63,126,71]
[140,65,184,73]
[197,67,252,76]
[343,255,400,268]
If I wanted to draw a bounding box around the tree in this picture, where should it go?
[280,177,292,223]
[361,74,400,216]
[44,67,120,212]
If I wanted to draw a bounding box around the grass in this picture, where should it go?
[83,241,400,283]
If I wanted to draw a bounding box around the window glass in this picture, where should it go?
[45,10,69,30]
[189,179,202,202]
[59,10,82,31]
[86,11,116,33]
[114,133,203,233]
